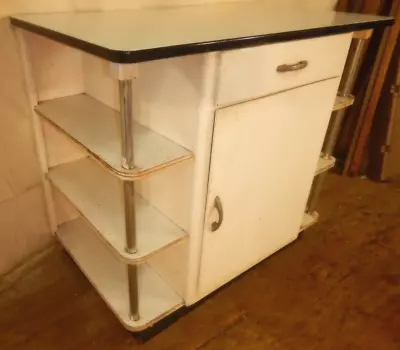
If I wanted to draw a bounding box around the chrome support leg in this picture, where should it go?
[306,172,327,214]
[321,38,367,159]
[120,78,137,254]
[119,80,139,320]
[119,80,134,169]
[308,38,368,214]
[321,109,345,159]
[123,181,137,254]
[127,265,140,321]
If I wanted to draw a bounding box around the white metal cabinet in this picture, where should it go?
[199,77,341,296]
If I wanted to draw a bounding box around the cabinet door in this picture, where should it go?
[199,78,340,297]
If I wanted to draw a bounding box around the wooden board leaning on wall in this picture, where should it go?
[334,0,400,177]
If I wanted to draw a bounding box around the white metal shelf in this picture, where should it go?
[300,211,319,231]
[333,94,355,112]
[36,94,193,180]
[315,156,336,176]
[57,217,183,331]
[48,157,187,263]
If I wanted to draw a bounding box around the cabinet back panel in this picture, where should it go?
[24,30,84,102]
[83,53,204,151]
[41,119,87,168]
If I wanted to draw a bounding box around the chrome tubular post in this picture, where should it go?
[127,265,140,321]
[321,39,367,159]
[119,79,134,169]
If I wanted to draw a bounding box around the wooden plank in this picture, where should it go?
[48,157,187,263]
[57,217,183,332]
[336,0,385,14]
[334,0,386,167]
[35,94,193,180]
[367,38,400,180]
[352,29,373,40]
[381,59,400,179]
[345,0,400,176]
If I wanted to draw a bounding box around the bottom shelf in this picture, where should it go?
[57,218,184,331]
[300,212,319,231]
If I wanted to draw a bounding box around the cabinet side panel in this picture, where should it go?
[136,160,193,233]
[137,56,204,151]
[23,30,84,102]
[83,53,204,151]
[41,119,87,168]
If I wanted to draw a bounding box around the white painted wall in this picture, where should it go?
[0,0,337,275]
[0,0,337,14]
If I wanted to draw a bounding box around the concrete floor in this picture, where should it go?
[0,174,399,350]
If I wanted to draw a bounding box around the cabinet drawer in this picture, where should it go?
[216,33,352,107]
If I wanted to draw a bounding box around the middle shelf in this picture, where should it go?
[48,157,187,263]
[36,94,193,179]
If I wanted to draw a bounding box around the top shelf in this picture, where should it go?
[36,94,192,180]
[11,3,393,63]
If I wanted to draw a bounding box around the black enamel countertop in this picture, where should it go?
[11,2,393,63]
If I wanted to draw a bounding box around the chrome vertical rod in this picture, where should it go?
[306,172,327,214]
[321,39,367,159]
[127,265,140,321]
[123,181,137,254]
[119,80,134,169]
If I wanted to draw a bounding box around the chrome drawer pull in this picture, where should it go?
[211,196,224,232]
[277,60,308,73]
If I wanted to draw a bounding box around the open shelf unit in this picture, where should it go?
[18,32,194,329]
[304,93,356,230]
[48,157,187,263]
[57,217,184,331]
[36,94,193,179]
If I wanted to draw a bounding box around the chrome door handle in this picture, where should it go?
[211,196,224,232]
[277,60,308,73]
